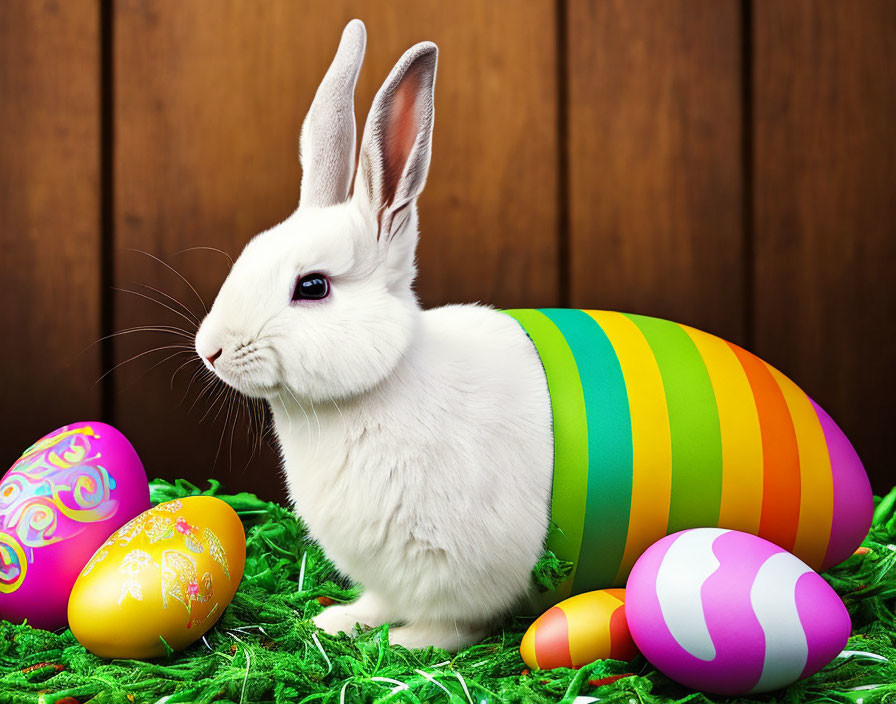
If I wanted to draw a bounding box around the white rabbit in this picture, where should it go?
[195,19,553,650]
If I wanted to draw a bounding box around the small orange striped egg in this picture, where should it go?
[520,589,638,670]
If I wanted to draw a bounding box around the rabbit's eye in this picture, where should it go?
[292,273,330,301]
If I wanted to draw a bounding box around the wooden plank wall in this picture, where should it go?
[0,0,101,464]
[567,0,745,343]
[752,0,896,500]
[2,1,893,500]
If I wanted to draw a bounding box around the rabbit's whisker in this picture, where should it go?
[198,384,229,424]
[113,286,199,330]
[239,440,256,475]
[128,327,193,339]
[191,376,223,415]
[240,396,251,451]
[243,396,262,461]
[198,390,226,427]
[96,344,194,385]
[76,326,193,362]
[109,324,194,336]
[170,356,201,390]
[211,392,231,469]
[127,248,208,316]
[134,282,203,326]
[276,391,293,436]
[257,401,270,448]
[283,385,313,454]
[117,349,195,395]
[228,394,239,470]
[191,381,220,417]
[181,366,211,407]
[331,399,348,437]
[237,397,254,475]
[210,385,236,427]
[213,387,237,469]
[100,328,194,345]
[212,390,230,469]
[256,400,269,454]
[226,387,238,462]
[309,397,322,456]
[172,245,235,269]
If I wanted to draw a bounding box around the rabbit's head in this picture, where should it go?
[195,20,437,402]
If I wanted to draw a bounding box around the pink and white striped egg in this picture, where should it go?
[625,528,850,695]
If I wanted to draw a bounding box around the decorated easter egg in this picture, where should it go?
[0,422,151,630]
[520,589,637,670]
[505,309,873,609]
[625,528,850,695]
[68,496,246,658]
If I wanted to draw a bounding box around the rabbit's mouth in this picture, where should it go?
[215,370,279,401]
[202,342,280,400]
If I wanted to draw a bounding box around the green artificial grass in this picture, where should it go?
[2,479,895,704]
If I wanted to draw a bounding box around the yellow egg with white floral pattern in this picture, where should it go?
[67,496,246,658]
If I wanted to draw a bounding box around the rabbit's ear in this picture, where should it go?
[299,20,366,209]
[354,41,437,241]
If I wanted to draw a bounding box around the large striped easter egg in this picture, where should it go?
[625,528,851,694]
[505,310,873,607]
[520,589,637,670]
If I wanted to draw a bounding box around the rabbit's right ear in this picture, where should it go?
[353,41,437,242]
[299,20,366,209]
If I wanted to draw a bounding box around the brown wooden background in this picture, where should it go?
[1,0,893,502]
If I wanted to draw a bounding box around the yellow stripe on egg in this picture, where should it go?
[681,325,764,534]
[520,622,540,669]
[558,589,624,667]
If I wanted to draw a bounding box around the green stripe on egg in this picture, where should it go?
[624,314,724,533]
[504,309,588,600]
[542,309,633,592]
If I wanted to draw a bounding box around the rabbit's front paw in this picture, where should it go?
[313,604,367,636]
[312,591,393,637]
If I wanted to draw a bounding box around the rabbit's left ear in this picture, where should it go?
[299,20,366,209]
[354,41,438,240]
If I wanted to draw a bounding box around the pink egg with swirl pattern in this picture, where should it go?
[0,422,150,630]
[626,528,850,695]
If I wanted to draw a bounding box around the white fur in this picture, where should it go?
[195,20,553,650]
[299,20,365,208]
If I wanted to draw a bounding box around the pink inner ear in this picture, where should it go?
[382,69,420,206]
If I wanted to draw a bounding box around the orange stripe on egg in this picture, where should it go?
[766,364,834,570]
[681,325,764,534]
[532,606,573,669]
[586,311,672,585]
[609,604,637,661]
[728,343,801,552]
[605,589,637,662]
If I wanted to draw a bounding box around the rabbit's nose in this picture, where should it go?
[206,349,223,367]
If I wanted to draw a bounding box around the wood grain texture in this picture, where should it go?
[0,0,101,465]
[566,0,745,343]
[357,1,560,310]
[753,0,896,492]
[113,0,559,501]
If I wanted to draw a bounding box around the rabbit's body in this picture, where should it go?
[271,304,552,646]
[191,19,616,649]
